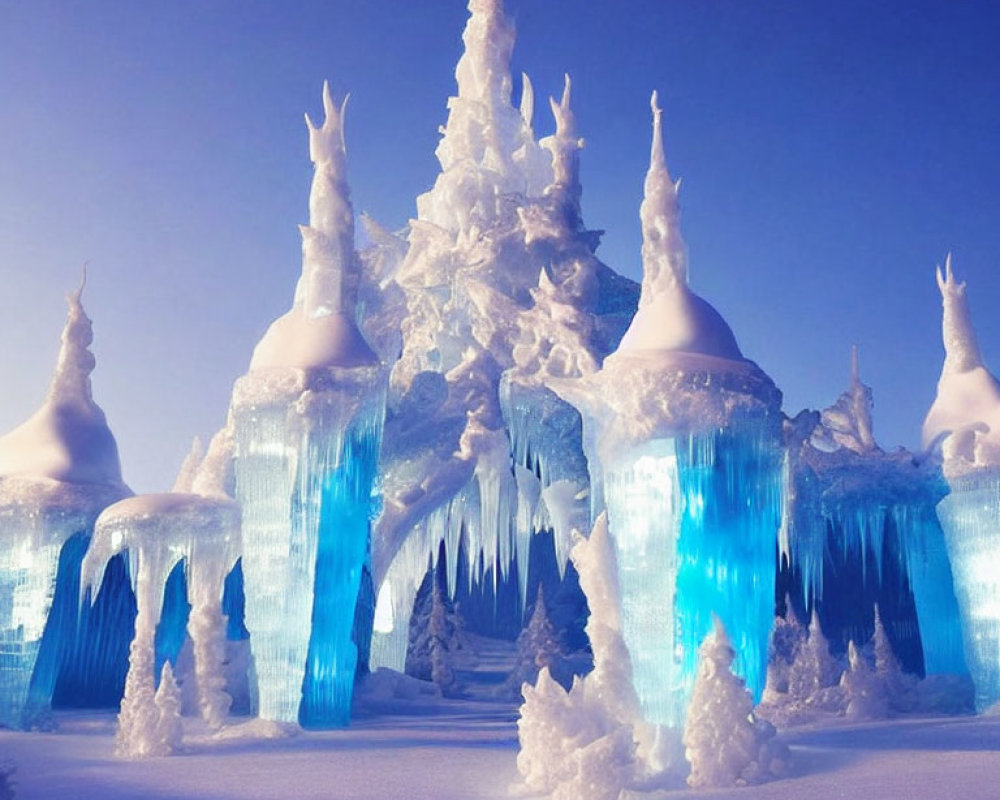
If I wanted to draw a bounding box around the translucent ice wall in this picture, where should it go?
[234,383,383,725]
[782,351,966,676]
[938,472,1000,709]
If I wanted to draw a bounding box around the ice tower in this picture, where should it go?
[0,279,130,729]
[925,257,1000,709]
[555,93,784,727]
[368,0,638,671]
[781,347,965,676]
[230,83,385,727]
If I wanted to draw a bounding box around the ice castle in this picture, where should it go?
[0,0,994,740]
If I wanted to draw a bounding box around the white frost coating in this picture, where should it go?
[0,277,125,487]
[516,515,682,799]
[249,82,377,374]
[922,256,1000,472]
[683,618,786,788]
[82,491,241,751]
[811,346,877,454]
[616,93,743,361]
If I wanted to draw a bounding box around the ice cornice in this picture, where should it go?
[639,90,687,302]
[937,253,984,375]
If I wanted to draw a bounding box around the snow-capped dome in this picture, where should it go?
[922,256,1000,470]
[614,93,743,363]
[250,310,377,371]
[248,82,378,375]
[0,279,125,488]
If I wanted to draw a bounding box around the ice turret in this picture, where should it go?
[231,83,385,728]
[553,94,783,727]
[925,258,1000,709]
[923,255,1000,471]
[0,279,130,729]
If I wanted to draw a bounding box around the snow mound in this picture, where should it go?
[249,310,377,372]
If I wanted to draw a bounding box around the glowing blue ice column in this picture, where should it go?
[937,471,1000,710]
[602,439,684,726]
[894,503,967,676]
[673,419,783,705]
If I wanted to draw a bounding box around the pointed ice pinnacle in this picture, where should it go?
[519,72,534,127]
[849,345,876,450]
[540,75,583,226]
[48,269,98,408]
[640,90,687,300]
[936,253,984,375]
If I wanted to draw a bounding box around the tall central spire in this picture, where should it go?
[48,272,97,409]
[639,91,687,305]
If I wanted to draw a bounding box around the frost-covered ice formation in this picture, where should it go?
[782,347,965,676]
[80,438,240,756]
[0,280,130,729]
[926,257,1000,710]
[683,618,786,788]
[368,0,637,671]
[516,514,681,800]
[230,82,385,727]
[553,92,783,727]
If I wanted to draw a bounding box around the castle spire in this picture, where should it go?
[639,91,687,305]
[540,74,584,227]
[48,269,97,408]
[294,81,359,318]
[936,253,984,375]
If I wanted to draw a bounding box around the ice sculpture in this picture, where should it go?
[925,257,1000,710]
[368,0,637,672]
[781,347,965,676]
[80,457,240,755]
[230,82,385,727]
[554,93,783,727]
[0,279,130,729]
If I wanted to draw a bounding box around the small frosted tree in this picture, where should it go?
[154,662,184,753]
[787,610,841,703]
[870,605,916,712]
[683,618,785,788]
[508,585,564,695]
[841,640,888,720]
[764,598,807,697]
[406,575,459,695]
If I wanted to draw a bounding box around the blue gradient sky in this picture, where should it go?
[1,0,999,492]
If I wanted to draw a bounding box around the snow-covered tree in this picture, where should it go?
[406,574,462,695]
[764,598,807,698]
[870,604,918,712]
[683,618,786,788]
[507,585,564,695]
[840,640,888,721]
[154,662,184,754]
[787,610,841,703]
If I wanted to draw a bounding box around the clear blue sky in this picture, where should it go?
[1,0,999,492]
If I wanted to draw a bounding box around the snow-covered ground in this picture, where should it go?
[3,628,1000,800]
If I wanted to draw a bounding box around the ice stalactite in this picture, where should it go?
[781,347,965,677]
[231,81,385,727]
[553,92,783,727]
[0,277,130,729]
